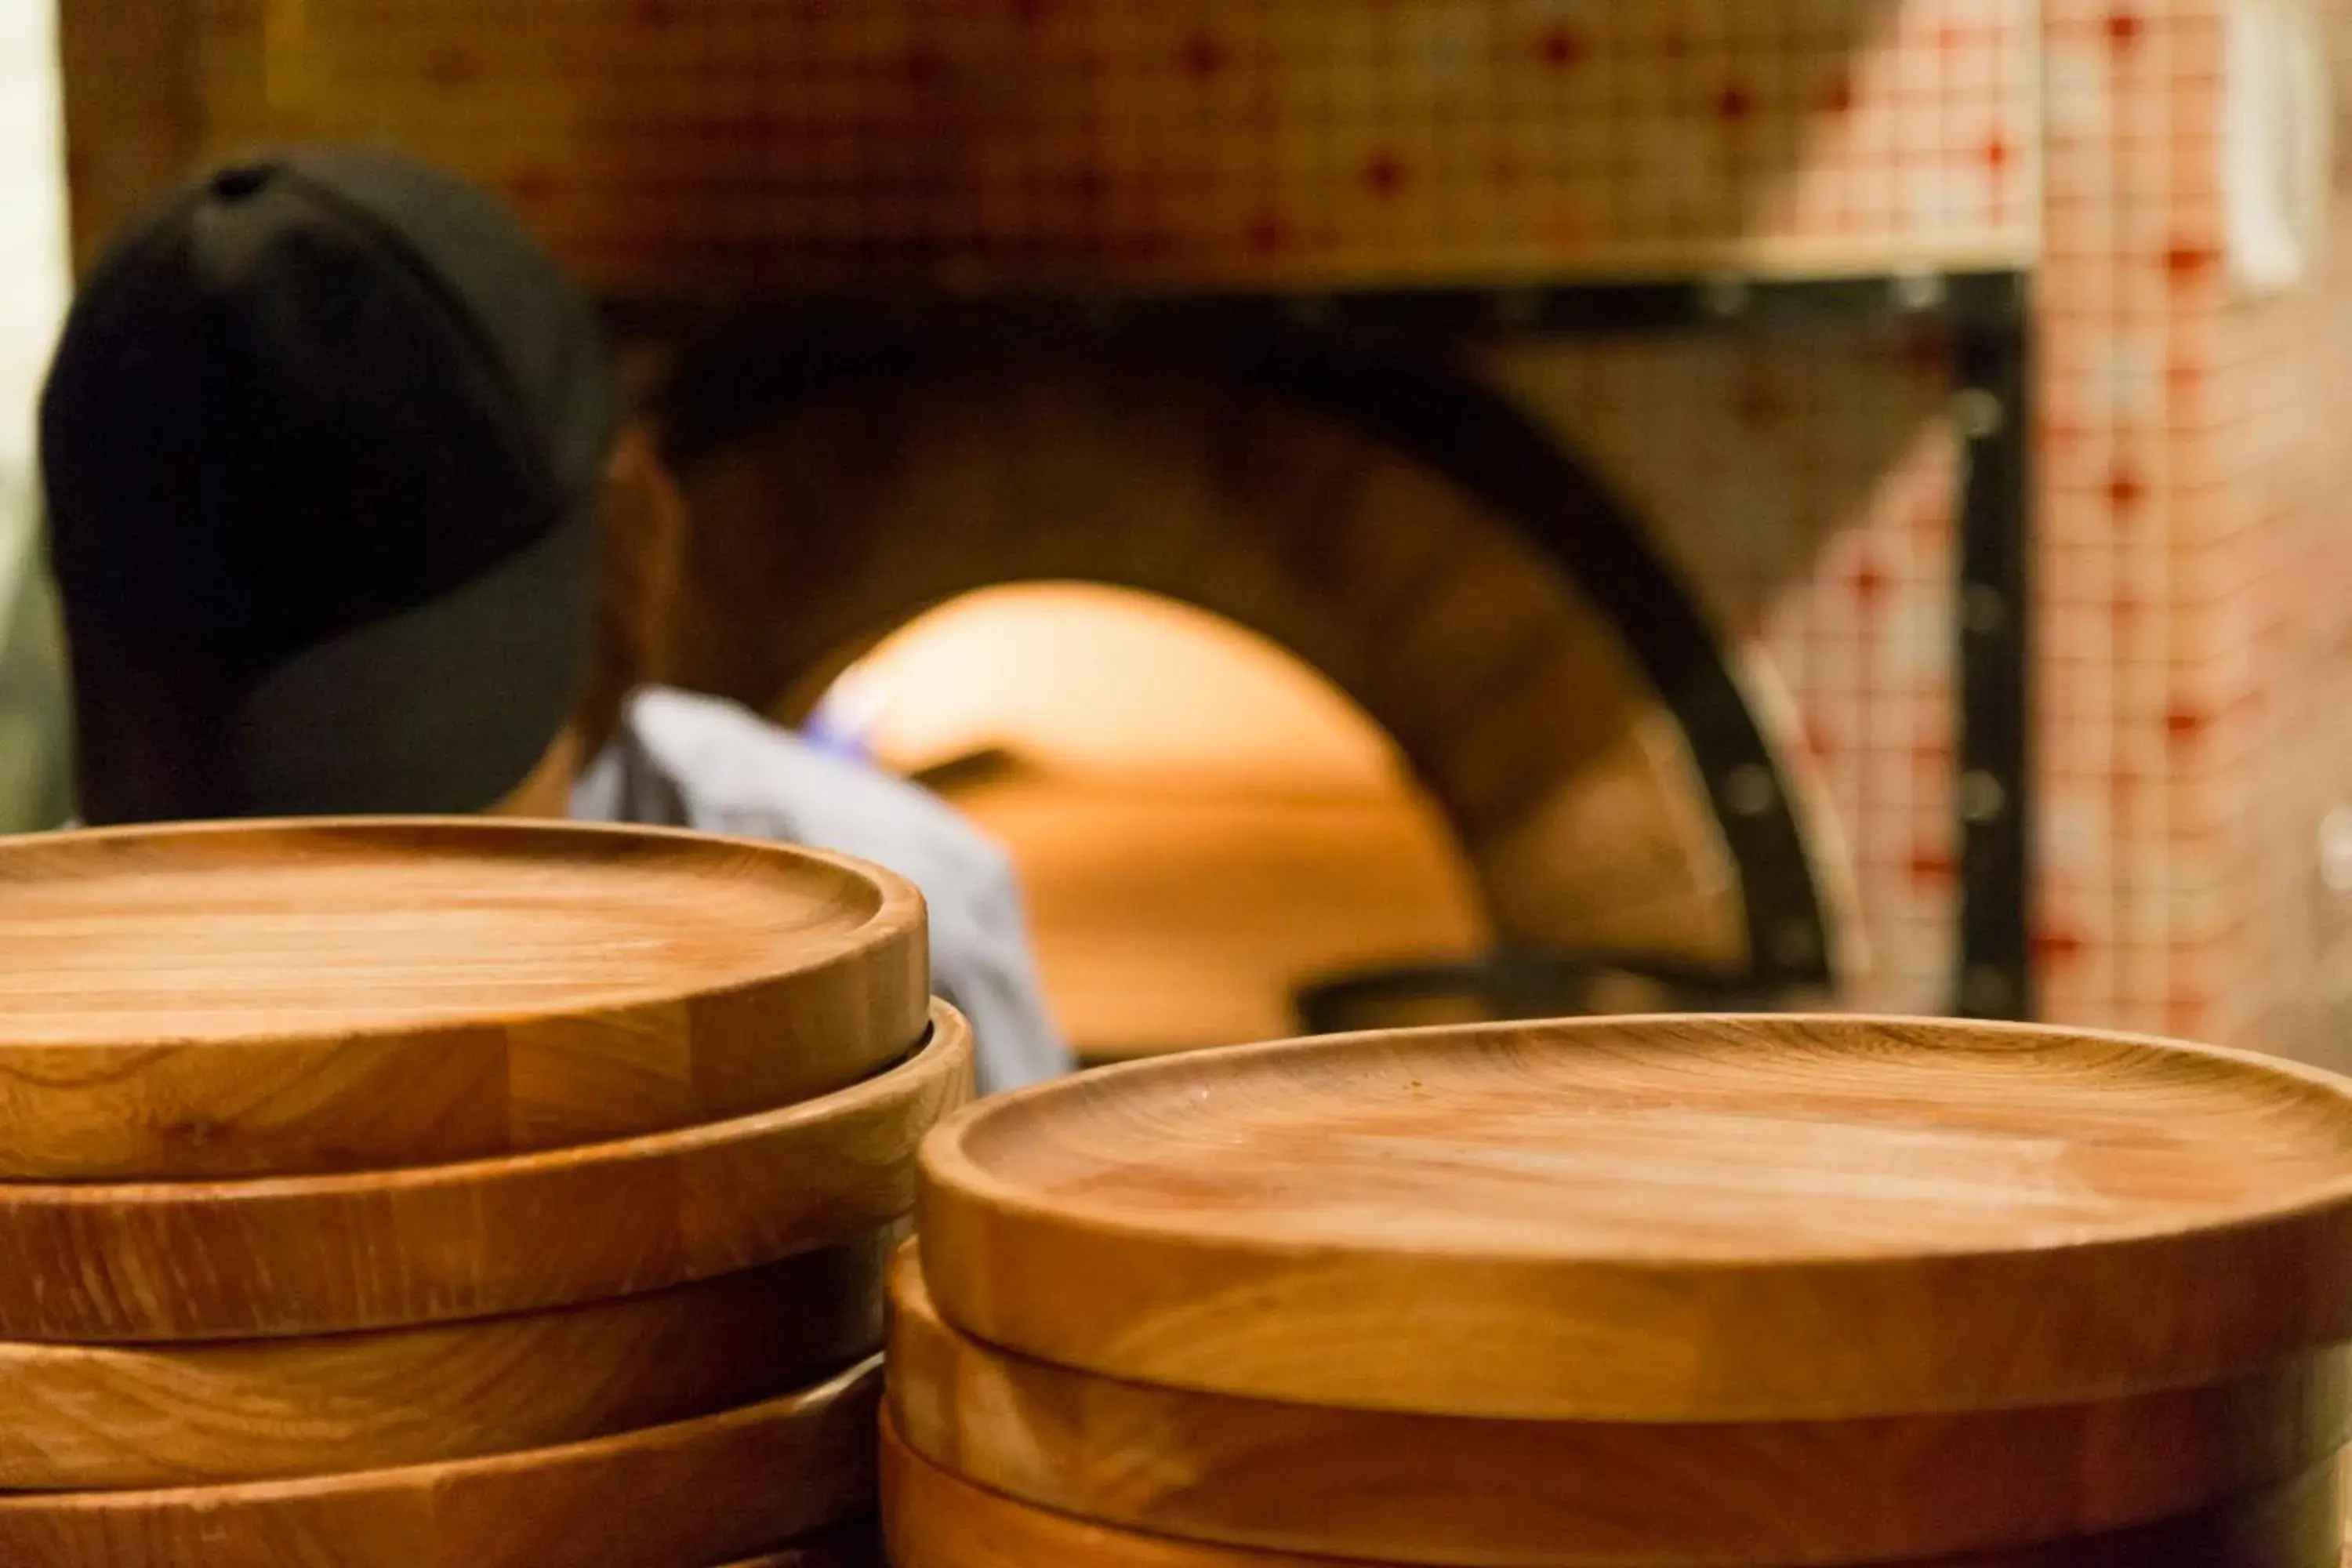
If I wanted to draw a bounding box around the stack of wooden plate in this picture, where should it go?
[0,818,974,1568]
[887,1014,2352,1568]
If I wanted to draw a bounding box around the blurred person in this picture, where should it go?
[39,147,1069,1093]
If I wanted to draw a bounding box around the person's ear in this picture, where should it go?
[604,423,689,652]
[576,421,689,754]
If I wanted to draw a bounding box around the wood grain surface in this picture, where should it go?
[0,1003,968,1342]
[0,1232,895,1489]
[0,818,928,1178]
[710,1523,883,1566]
[0,1356,884,1568]
[880,1415,2350,1568]
[885,1246,2352,1566]
[918,1014,2352,1421]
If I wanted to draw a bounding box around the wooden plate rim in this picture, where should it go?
[921,1013,2352,1268]
[0,1004,967,1341]
[880,1410,2350,1568]
[0,815,925,1048]
[7,1001,963,1211]
[0,1354,882,1518]
[884,1244,2352,1566]
[0,1231,895,1490]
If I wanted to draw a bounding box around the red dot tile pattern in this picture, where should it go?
[191,0,2038,293]
[2034,0,2352,1065]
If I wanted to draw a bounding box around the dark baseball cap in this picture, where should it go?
[41,146,616,820]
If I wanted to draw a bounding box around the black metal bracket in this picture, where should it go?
[1951,298,2034,1019]
[624,265,2034,1018]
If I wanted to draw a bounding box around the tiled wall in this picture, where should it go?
[159,0,2039,290]
[2036,0,2223,1043]
[2032,0,2352,1064]
[61,0,2352,1054]
[2226,101,2352,1071]
[1509,0,2352,1051]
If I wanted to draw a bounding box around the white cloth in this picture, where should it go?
[574,686,1071,1094]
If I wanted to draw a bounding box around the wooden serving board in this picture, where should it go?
[886,1247,2352,1567]
[0,1357,884,1568]
[881,1416,2350,1568]
[0,1004,968,1342]
[0,1233,893,1489]
[0,818,929,1179]
[918,1015,2352,1421]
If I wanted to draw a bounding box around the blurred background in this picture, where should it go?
[8,0,2352,1069]
[0,0,68,837]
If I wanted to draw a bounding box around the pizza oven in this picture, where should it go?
[66,0,2352,1065]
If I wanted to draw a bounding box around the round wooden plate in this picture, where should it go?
[0,818,928,1179]
[0,1356,884,1568]
[0,1003,968,1342]
[886,1247,2352,1566]
[918,1015,2352,1421]
[881,1416,2349,1568]
[0,1232,894,1489]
